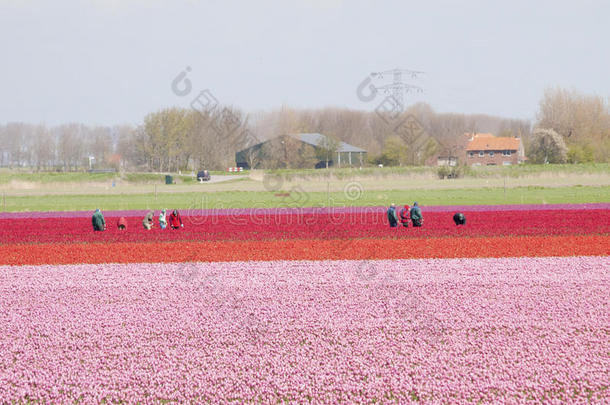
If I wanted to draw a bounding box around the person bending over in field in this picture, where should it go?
[159,209,167,230]
[399,204,410,227]
[453,212,466,225]
[410,202,423,227]
[117,217,127,230]
[143,210,154,230]
[169,209,183,229]
[92,209,106,231]
[387,203,399,228]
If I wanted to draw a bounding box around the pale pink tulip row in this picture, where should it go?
[0,257,608,403]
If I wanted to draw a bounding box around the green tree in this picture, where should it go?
[142,108,192,171]
[295,143,318,168]
[315,135,341,168]
[567,144,595,164]
[420,138,440,165]
[379,136,409,166]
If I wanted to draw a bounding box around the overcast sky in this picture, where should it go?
[1,0,609,126]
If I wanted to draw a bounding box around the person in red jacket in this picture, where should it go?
[399,204,410,227]
[117,217,127,230]
[169,209,183,229]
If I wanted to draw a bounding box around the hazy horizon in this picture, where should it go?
[2,0,609,126]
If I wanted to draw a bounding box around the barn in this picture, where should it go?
[235,133,367,169]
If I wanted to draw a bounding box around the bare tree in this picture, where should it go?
[56,123,85,171]
[32,125,55,170]
[114,125,140,170]
[4,123,26,167]
[537,87,610,162]
[87,126,113,166]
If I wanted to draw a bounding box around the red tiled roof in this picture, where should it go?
[466,135,520,151]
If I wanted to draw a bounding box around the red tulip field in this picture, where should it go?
[0,203,608,402]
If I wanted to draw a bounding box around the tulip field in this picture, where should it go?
[1,203,609,402]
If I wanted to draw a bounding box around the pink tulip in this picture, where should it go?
[0,256,607,403]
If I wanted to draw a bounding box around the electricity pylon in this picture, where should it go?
[370,68,424,110]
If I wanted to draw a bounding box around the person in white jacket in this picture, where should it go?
[159,209,167,229]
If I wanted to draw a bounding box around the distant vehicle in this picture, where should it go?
[197,170,211,182]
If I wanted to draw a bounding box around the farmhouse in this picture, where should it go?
[235,133,367,169]
[464,133,525,166]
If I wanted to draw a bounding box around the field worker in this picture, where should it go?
[159,209,167,230]
[117,217,127,230]
[92,209,106,231]
[453,212,466,226]
[143,210,154,230]
[399,204,410,227]
[410,202,423,227]
[169,209,183,229]
[387,203,399,228]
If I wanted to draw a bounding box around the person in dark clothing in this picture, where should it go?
[399,204,410,227]
[92,209,106,231]
[387,203,399,228]
[169,209,183,229]
[453,212,466,225]
[410,202,423,227]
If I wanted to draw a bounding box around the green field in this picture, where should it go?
[1,164,608,211]
[3,185,608,212]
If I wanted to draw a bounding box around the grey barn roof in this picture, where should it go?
[288,133,366,153]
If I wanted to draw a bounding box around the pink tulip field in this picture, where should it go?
[1,256,608,403]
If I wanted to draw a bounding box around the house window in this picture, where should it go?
[503,161,511,166]
[489,151,494,157]
[503,150,511,156]
[478,151,484,157]
[469,152,474,158]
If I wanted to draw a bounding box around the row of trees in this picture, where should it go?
[1,86,607,171]
[0,106,250,172]
[249,88,610,166]
[0,123,134,171]
[251,103,532,167]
